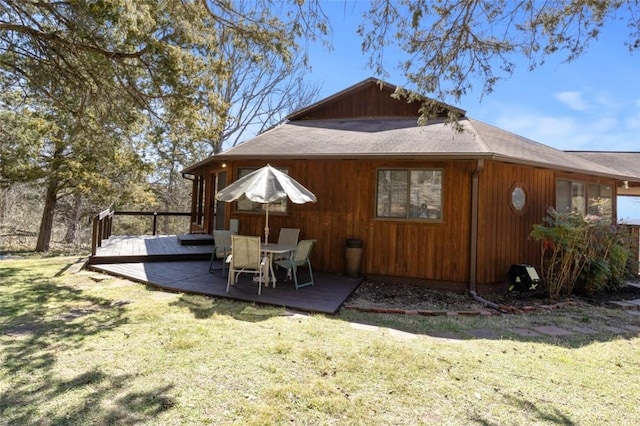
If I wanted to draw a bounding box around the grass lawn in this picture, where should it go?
[1,256,639,425]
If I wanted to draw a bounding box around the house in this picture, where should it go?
[181,78,640,294]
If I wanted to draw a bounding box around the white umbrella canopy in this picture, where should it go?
[215,164,317,243]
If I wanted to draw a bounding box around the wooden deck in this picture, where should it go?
[88,235,363,314]
[89,235,213,264]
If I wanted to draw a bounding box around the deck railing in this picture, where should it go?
[91,209,191,255]
[91,207,114,255]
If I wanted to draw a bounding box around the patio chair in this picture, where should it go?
[273,239,316,290]
[227,234,266,295]
[229,218,239,234]
[277,227,300,246]
[273,227,300,262]
[209,230,232,274]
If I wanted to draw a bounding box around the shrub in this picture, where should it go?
[579,224,633,294]
[531,209,633,298]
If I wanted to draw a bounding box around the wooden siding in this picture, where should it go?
[220,159,475,286]
[294,84,422,120]
[476,161,619,287]
[204,158,620,292]
[476,161,554,286]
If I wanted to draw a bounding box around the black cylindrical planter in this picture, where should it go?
[345,239,363,278]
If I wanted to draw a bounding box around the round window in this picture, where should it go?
[511,186,526,211]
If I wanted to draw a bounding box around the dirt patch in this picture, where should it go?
[346,281,486,311]
[346,280,640,312]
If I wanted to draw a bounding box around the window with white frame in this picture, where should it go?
[376,169,443,220]
[556,179,612,220]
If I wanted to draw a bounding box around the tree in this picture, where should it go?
[216,48,322,152]
[0,1,327,134]
[359,0,640,119]
[0,86,152,251]
[0,0,328,251]
[143,1,323,219]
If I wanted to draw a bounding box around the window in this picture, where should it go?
[235,167,288,214]
[556,179,612,220]
[510,184,526,213]
[376,169,443,220]
[556,180,585,215]
[587,183,612,218]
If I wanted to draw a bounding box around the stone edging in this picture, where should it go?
[343,300,582,316]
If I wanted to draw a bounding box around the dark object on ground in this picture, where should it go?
[507,264,541,292]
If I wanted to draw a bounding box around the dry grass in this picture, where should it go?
[1,256,640,425]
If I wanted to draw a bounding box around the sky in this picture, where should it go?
[299,1,640,221]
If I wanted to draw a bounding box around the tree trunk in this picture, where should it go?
[63,192,83,244]
[35,178,59,252]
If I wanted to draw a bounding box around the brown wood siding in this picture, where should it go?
[475,162,618,286]
[221,159,474,286]
[295,85,421,120]
[476,161,554,286]
[202,158,620,291]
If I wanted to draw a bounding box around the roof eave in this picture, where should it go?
[182,152,638,183]
[490,154,637,182]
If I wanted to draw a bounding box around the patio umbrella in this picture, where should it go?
[215,164,317,243]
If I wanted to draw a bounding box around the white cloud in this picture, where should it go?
[484,104,637,151]
[592,91,622,111]
[494,114,578,147]
[590,116,618,133]
[554,91,589,111]
[469,83,640,151]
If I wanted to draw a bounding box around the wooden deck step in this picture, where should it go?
[89,252,209,265]
[176,234,214,246]
[90,235,212,265]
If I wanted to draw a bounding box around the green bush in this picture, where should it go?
[578,220,633,294]
[531,209,633,298]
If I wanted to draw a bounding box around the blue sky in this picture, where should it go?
[300,1,640,220]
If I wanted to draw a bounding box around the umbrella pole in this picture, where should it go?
[264,205,269,243]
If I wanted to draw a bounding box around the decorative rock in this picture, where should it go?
[573,326,598,334]
[606,301,638,310]
[507,328,542,337]
[533,326,574,336]
[602,325,627,334]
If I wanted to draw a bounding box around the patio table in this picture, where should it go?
[260,243,296,287]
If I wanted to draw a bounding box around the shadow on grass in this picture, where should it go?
[0,265,20,279]
[0,261,176,424]
[337,308,640,349]
[1,368,175,425]
[470,393,576,425]
[170,292,286,322]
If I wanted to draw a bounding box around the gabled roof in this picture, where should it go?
[182,78,639,183]
[286,77,466,121]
